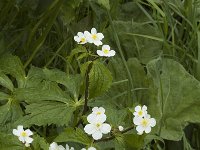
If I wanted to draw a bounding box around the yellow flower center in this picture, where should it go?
[21,131,27,137]
[92,34,97,40]
[138,111,143,116]
[141,119,148,127]
[96,111,101,115]
[80,38,86,43]
[103,49,109,54]
[96,123,101,128]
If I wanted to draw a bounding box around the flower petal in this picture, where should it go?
[25,129,33,136]
[133,116,142,125]
[13,129,20,136]
[144,126,151,133]
[77,32,84,37]
[91,28,97,34]
[108,50,116,57]
[135,106,141,112]
[97,33,104,40]
[136,125,145,134]
[92,107,99,112]
[150,118,156,127]
[98,107,105,113]
[19,136,25,143]
[142,105,147,111]
[25,137,33,144]
[88,147,97,150]
[100,123,111,134]
[92,131,103,140]
[84,124,96,135]
[97,50,104,56]
[94,40,102,46]
[87,114,96,123]
[102,45,110,51]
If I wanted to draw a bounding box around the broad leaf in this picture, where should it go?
[147,58,200,140]
[15,101,75,126]
[55,127,92,145]
[89,61,113,98]
[0,54,25,88]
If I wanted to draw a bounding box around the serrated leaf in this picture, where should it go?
[89,61,112,98]
[15,101,75,126]
[147,58,200,140]
[43,68,82,100]
[14,82,71,103]
[32,134,50,150]
[55,127,92,145]
[0,133,23,150]
[0,54,25,88]
[0,72,14,91]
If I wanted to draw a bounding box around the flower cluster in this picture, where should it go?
[13,125,33,147]
[133,105,156,135]
[84,107,111,140]
[74,28,116,57]
[49,142,74,150]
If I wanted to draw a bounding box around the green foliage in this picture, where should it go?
[55,127,92,145]
[89,61,113,98]
[147,58,200,141]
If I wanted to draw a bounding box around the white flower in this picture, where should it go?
[118,126,124,131]
[13,125,33,147]
[85,28,104,46]
[84,118,111,140]
[87,107,106,123]
[49,142,65,150]
[133,114,156,135]
[81,147,96,150]
[74,32,87,44]
[66,144,75,150]
[97,45,116,57]
[133,105,147,118]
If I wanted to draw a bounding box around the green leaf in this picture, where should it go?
[0,71,14,91]
[0,92,10,101]
[0,54,25,88]
[147,58,200,140]
[43,68,82,100]
[14,82,72,103]
[97,0,110,10]
[32,134,50,150]
[89,61,113,98]
[55,127,92,145]
[0,133,23,150]
[15,101,75,126]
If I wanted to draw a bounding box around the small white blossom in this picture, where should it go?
[84,118,111,140]
[66,144,75,150]
[133,114,156,134]
[118,126,124,131]
[85,28,104,46]
[49,142,65,150]
[97,45,116,57]
[133,105,147,118]
[87,107,106,123]
[13,125,33,147]
[81,146,96,150]
[74,32,87,44]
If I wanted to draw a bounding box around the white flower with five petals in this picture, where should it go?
[13,125,33,147]
[85,28,104,46]
[74,32,87,44]
[87,107,106,123]
[133,105,147,118]
[84,118,111,140]
[133,114,156,135]
[97,45,116,57]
